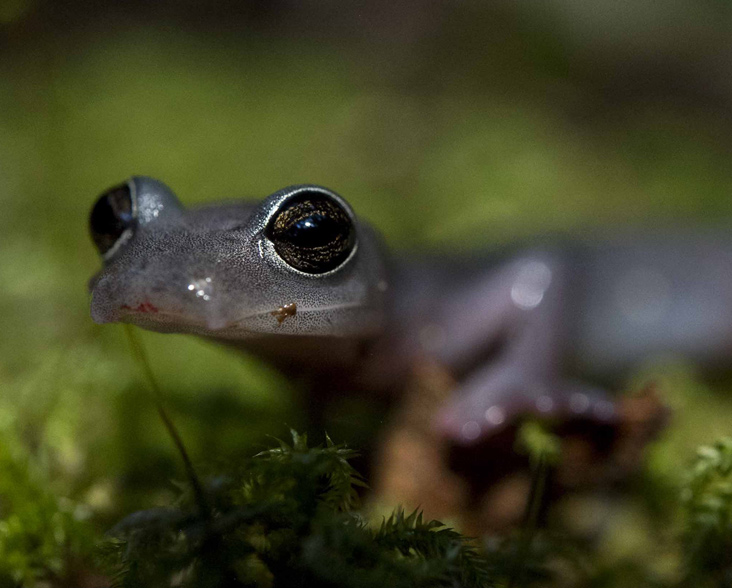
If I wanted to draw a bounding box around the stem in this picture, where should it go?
[123,324,210,518]
[508,452,550,588]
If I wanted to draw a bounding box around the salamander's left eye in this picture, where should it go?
[266,190,356,274]
[89,183,136,257]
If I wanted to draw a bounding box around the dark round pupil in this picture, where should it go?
[285,213,343,248]
[89,184,135,256]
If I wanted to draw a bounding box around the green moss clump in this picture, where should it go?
[0,430,95,587]
[100,431,493,588]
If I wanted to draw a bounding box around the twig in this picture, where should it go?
[123,324,210,518]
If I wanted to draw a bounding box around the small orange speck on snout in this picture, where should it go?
[270,303,297,325]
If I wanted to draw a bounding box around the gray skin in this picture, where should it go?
[90,177,732,449]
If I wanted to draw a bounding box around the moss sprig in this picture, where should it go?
[680,436,732,586]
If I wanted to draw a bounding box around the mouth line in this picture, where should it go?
[118,301,364,331]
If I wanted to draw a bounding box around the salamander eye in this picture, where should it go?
[267,190,356,274]
[89,183,136,257]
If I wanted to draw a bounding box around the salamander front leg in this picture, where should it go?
[434,251,620,446]
[437,364,618,445]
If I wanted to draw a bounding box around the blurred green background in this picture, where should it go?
[2,0,732,547]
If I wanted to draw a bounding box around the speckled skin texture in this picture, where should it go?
[90,177,728,449]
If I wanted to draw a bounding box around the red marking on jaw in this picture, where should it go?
[119,302,159,313]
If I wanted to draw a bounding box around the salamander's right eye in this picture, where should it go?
[89,183,136,257]
[266,190,356,274]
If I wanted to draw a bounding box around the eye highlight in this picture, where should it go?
[89,183,136,256]
[266,191,356,274]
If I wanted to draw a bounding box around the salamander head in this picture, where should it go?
[88,176,389,341]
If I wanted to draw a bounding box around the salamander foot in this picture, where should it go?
[437,372,619,446]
